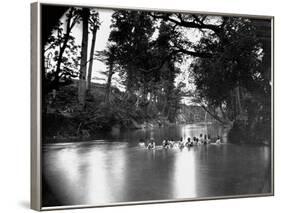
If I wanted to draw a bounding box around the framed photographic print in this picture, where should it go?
[31,1,274,211]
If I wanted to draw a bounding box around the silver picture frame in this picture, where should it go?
[31,1,274,211]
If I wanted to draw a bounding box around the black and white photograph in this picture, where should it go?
[38,3,273,209]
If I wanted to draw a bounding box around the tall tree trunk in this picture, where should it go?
[78,8,90,109]
[164,66,173,117]
[104,62,114,104]
[161,95,167,114]
[53,14,73,90]
[87,26,98,92]
[126,65,134,97]
[54,43,67,88]
[235,84,242,116]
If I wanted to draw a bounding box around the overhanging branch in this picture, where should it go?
[150,13,222,35]
[173,48,212,58]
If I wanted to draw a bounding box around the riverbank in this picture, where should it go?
[43,103,214,144]
[43,119,270,146]
[43,121,221,144]
[43,115,178,143]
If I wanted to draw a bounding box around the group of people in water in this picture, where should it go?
[142,134,222,150]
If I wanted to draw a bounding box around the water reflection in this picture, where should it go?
[172,149,196,198]
[42,123,271,207]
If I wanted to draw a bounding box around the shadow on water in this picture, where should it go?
[42,123,271,207]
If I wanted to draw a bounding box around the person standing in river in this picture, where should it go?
[216,136,222,144]
[199,134,204,144]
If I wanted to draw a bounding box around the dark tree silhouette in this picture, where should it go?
[78,8,90,108]
[87,10,100,91]
[96,44,118,104]
[43,7,80,94]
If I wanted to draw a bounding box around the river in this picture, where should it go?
[42,123,272,207]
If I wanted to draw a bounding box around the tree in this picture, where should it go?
[188,16,271,143]
[43,7,80,94]
[109,10,155,97]
[148,21,183,120]
[78,8,90,108]
[96,44,118,104]
[86,10,100,91]
[108,11,186,121]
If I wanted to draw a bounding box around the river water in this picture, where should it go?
[42,123,272,207]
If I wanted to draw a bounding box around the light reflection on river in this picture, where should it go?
[42,123,271,207]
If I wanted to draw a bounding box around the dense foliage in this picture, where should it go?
[42,8,271,144]
[189,17,271,143]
